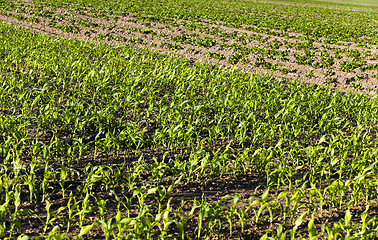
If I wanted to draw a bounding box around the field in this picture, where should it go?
[0,0,378,239]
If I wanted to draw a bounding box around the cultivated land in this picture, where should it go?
[0,0,378,239]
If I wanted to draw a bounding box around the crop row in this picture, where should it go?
[2,0,377,48]
[10,0,375,45]
[1,20,378,238]
[0,0,376,92]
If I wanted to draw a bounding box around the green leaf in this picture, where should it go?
[308,214,317,238]
[147,187,158,195]
[51,225,60,234]
[345,208,351,226]
[79,224,94,236]
[275,138,283,148]
[17,235,30,240]
[318,135,327,145]
[260,233,269,240]
[261,187,270,201]
[277,191,289,200]
[294,211,307,230]
[330,157,339,166]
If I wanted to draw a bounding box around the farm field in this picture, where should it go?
[313,0,378,6]
[0,0,378,239]
[1,0,378,93]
